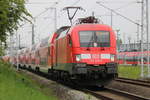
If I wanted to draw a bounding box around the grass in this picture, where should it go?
[0,61,58,100]
[118,65,148,79]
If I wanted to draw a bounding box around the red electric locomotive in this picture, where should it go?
[17,16,118,86]
[52,25,117,85]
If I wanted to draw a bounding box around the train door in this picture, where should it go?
[50,44,54,67]
[52,39,58,66]
[55,35,72,64]
[47,46,52,67]
[55,40,58,66]
[66,35,73,63]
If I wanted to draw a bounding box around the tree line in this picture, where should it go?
[0,0,30,55]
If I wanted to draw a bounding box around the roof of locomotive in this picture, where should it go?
[71,24,112,31]
[68,24,114,35]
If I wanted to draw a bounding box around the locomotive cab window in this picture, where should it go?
[57,29,69,39]
[79,31,110,47]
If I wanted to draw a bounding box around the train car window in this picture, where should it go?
[79,31,110,47]
[67,35,72,47]
[118,54,124,60]
[125,56,129,61]
[120,55,124,60]
[57,29,69,39]
[55,26,70,39]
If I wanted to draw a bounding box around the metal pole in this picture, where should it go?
[32,23,35,45]
[141,0,144,77]
[128,37,131,51]
[116,29,120,51]
[9,35,14,67]
[9,36,12,57]
[92,11,95,17]
[137,21,140,43]
[54,7,57,31]
[16,31,19,70]
[146,0,150,77]
[123,33,126,44]
[134,40,136,50]
[17,50,19,70]
[19,34,21,49]
[49,7,57,31]
[111,10,113,27]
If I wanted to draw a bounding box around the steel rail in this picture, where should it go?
[116,77,150,88]
[81,89,113,100]
[105,87,150,100]
[81,87,150,100]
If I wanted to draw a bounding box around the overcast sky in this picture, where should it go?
[15,0,150,47]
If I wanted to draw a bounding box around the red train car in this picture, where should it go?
[16,17,118,86]
[117,51,150,65]
[2,55,10,62]
[117,52,126,64]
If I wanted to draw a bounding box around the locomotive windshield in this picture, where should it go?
[79,31,110,47]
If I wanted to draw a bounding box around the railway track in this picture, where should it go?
[115,77,150,88]
[19,67,150,100]
[83,87,150,100]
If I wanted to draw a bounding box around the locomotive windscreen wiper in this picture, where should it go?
[87,31,99,49]
[86,34,94,50]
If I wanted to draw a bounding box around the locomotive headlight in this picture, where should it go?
[110,55,115,61]
[76,55,81,61]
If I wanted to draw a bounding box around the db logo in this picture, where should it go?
[92,54,99,59]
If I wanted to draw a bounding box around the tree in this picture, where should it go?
[0,0,31,45]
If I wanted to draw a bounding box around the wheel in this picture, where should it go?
[35,67,40,72]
